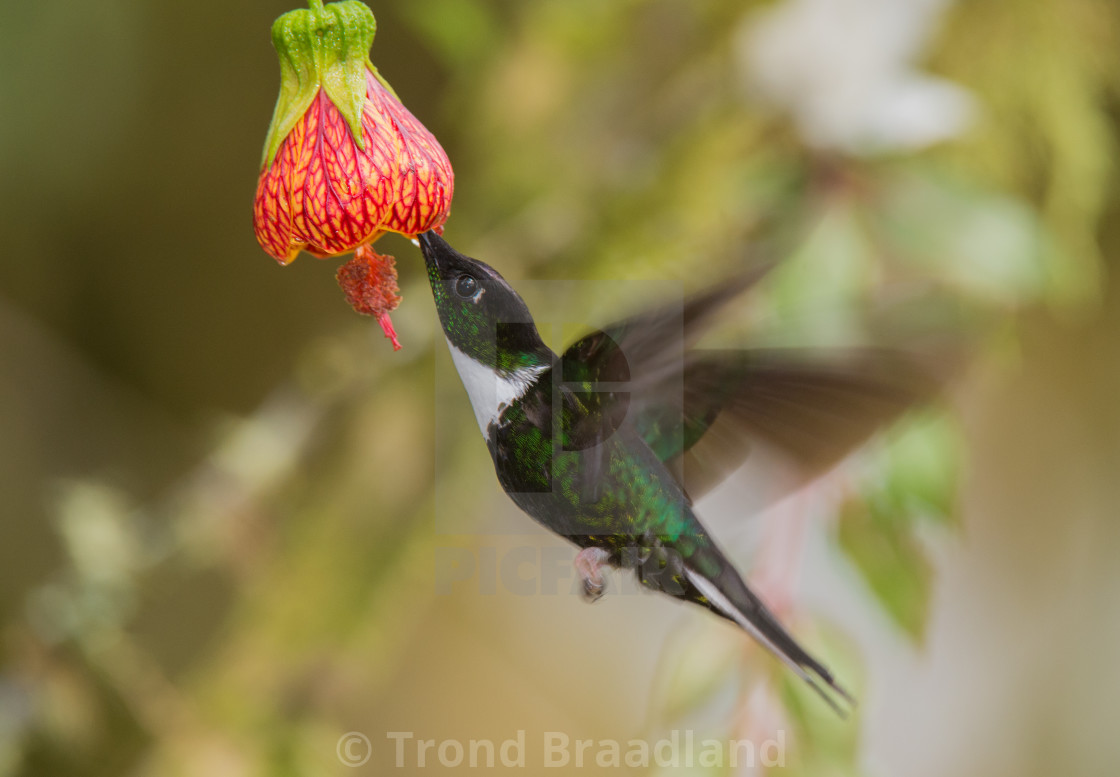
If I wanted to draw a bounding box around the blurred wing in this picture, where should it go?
[557,264,773,502]
[560,262,775,390]
[559,265,940,503]
[655,348,939,500]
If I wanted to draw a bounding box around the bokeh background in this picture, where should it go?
[2,0,1120,774]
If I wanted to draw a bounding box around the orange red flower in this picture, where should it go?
[253,0,454,348]
[254,66,453,263]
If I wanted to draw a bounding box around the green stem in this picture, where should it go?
[308,0,325,10]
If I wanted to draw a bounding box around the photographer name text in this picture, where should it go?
[380,729,786,769]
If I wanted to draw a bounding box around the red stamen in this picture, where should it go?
[336,245,403,350]
[378,313,402,351]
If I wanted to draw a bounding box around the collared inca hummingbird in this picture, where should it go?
[419,231,934,712]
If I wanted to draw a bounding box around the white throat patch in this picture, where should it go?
[446,339,547,435]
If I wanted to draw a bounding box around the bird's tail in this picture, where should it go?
[684,565,854,716]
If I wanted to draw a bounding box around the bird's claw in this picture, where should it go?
[575,547,611,604]
[582,575,606,603]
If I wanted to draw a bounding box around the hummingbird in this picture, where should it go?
[419,230,935,712]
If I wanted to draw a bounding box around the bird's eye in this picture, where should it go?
[455,274,479,298]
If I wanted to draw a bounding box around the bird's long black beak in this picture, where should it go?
[418,230,451,272]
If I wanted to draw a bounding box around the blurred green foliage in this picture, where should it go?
[2,1,1120,776]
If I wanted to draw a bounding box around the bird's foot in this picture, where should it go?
[574,548,611,603]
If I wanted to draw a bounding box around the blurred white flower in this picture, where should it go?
[739,0,976,154]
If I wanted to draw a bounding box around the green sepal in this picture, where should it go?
[261,0,383,167]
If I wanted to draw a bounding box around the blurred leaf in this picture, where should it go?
[837,496,933,642]
[835,409,963,642]
[873,171,1051,306]
[880,410,963,525]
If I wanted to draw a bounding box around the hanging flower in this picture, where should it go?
[254,0,453,262]
[252,0,454,347]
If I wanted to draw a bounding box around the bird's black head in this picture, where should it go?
[419,231,552,374]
